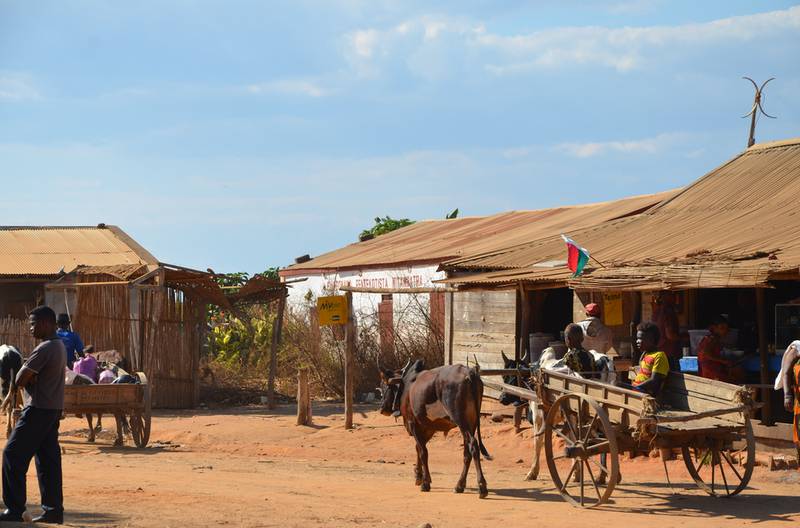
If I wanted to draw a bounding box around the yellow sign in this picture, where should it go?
[317,295,348,326]
[603,292,623,327]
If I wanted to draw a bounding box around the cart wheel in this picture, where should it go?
[130,412,144,448]
[544,393,619,508]
[681,416,754,497]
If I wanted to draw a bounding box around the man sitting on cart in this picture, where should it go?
[563,324,597,378]
[631,322,670,397]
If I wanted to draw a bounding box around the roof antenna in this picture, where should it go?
[742,77,776,148]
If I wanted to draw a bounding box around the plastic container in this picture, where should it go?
[679,356,699,373]
[528,333,553,363]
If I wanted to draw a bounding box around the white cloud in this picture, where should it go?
[342,6,800,77]
[555,133,682,158]
[0,72,42,101]
[245,79,327,98]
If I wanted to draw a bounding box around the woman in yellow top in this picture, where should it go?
[632,322,670,397]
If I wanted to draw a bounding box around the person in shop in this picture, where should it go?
[777,342,800,461]
[697,315,738,383]
[630,322,670,397]
[576,303,613,354]
[651,292,681,372]
[56,313,84,370]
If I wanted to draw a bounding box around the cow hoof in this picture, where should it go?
[479,488,488,499]
[420,483,431,492]
[454,486,465,494]
[87,437,95,443]
[415,478,423,486]
[524,472,538,481]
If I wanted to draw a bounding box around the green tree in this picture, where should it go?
[359,216,415,240]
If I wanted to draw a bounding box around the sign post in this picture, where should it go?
[316,294,354,429]
[344,292,355,429]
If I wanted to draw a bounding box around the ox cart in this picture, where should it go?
[482,369,756,508]
[63,372,152,448]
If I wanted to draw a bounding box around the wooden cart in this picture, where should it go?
[63,372,152,448]
[484,370,756,508]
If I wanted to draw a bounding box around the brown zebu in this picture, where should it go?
[379,359,491,498]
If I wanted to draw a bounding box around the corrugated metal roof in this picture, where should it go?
[0,226,158,277]
[282,191,675,273]
[445,138,800,290]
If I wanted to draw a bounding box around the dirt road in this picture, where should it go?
[5,403,799,527]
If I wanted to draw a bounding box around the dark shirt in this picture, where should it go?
[563,347,595,376]
[24,338,66,409]
[57,328,84,365]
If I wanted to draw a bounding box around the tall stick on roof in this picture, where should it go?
[742,77,776,148]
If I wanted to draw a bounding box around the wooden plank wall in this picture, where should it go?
[449,290,517,368]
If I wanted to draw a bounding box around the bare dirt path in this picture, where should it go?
[4,403,799,527]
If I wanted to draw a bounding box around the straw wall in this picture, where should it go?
[67,283,204,408]
[0,316,37,355]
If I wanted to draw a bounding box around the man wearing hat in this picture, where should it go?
[56,314,84,370]
[577,303,613,354]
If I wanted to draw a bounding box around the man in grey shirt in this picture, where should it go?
[1,306,65,524]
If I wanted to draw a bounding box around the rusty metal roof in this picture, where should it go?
[445,138,800,290]
[282,191,675,274]
[0,225,158,277]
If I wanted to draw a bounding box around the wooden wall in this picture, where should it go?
[446,290,516,368]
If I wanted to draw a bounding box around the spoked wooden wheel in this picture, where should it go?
[544,393,619,508]
[129,412,150,448]
[681,416,754,497]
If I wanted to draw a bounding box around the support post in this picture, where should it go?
[446,291,454,365]
[755,288,772,425]
[515,284,531,431]
[267,290,287,410]
[296,368,312,426]
[344,291,355,429]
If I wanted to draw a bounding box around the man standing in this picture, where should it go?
[1,306,65,524]
[56,313,83,370]
[783,344,800,464]
[577,303,614,354]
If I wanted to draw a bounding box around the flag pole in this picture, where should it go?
[589,254,606,269]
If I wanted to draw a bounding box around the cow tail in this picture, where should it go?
[469,368,492,461]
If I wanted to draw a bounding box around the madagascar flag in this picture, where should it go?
[561,234,590,277]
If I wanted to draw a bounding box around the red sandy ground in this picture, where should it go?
[4,403,799,527]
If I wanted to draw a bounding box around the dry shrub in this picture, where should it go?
[281,293,444,399]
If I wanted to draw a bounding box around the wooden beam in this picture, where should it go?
[267,293,287,410]
[338,286,457,294]
[755,288,772,425]
[344,291,355,429]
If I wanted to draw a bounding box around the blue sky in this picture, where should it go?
[2,1,799,274]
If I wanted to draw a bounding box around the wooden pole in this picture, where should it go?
[755,288,772,425]
[267,291,287,410]
[344,291,355,429]
[515,284,531,431]
[296,368,312,426]
[446,291,454,365]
